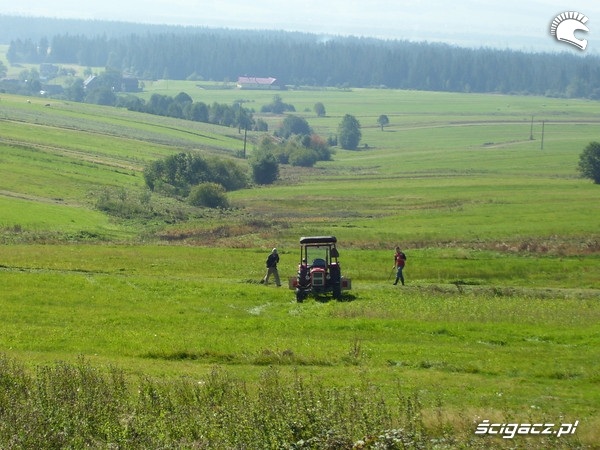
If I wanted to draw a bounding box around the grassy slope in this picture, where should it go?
[1,86,599,444]
[2,89,598,246]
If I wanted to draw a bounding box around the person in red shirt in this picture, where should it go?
[393,246,407,285]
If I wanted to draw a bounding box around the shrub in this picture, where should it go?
[289,147,318,167]
[144,152,248,196]
[251,153,279,184]
[338,114,362,150]
[251,138,280,185]
[188,183,229,208]
[95,187,155,219]
[314,102,326,117]
[206,157,248,191]
[276,115,311,139]
[260,94,295,114]
[578,141,600,184]
[6,356,558,448]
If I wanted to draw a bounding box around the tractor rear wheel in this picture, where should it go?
[332,284,342,300]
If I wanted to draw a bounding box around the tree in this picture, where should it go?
[206,157,248,191]
[270,94,286,114]
[85,86,116,106]
[377,114,390,131]
[147,93,172,115]
[18,68,42,95]
[174,91,193,105]
[251,146,279,185]
[277,115,311,139]
[235,105,254,133]
[144,152,248,196]
[116,94,145,111]
[184,102,209,122]
[261,94,295,114]
[314,102,326,117]
[254,119,269,132]
[578,141,600,184]
[65,78,85,102]
[309,134,333,161]
[338,114,362,150]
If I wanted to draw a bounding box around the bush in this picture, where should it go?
[578,141,600,184]
[338,114,362,150]
[251,139,280,185]
[95,187,155,219]
[309,134,334,161]
[206,157,248,191]
[144,152,248,196]
[260,94,295,114]
[0,356,437,449]
[276,115,311,139]
[289,148,318,167]
[251,153,279,184]
[188,183,229,208]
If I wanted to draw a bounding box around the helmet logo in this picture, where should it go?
[550,11,589,50]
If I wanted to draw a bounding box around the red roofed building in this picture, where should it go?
[237,76,280,90]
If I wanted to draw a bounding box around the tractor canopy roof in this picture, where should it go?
[300,236,337,245]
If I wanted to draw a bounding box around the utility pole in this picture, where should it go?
[530,115,534,140]
[243,127,247,158]
[541,121,545,150]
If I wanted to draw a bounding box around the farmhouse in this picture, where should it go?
[237,76,280,90]
[83,75,100,91]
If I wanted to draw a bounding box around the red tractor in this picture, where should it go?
[288,236,351,302]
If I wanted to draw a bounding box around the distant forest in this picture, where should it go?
[2,15,600,98]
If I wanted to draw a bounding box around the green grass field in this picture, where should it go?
[1,84,599,448]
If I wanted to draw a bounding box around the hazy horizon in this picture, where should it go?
[1,1,599,53]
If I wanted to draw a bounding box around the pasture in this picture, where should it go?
[0,86,599,447]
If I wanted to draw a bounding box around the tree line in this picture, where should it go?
[6,27,600,98]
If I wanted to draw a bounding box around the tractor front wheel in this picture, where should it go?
[295,289,307,302]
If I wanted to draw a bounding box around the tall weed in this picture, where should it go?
[0,355,586,448]
[0,356,442,448]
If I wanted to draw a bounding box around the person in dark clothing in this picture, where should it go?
[393,246,407,285]
[261,248,281,286]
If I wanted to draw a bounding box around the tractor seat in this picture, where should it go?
[311,258,327,268]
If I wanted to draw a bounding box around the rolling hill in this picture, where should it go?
[1,82,599,447]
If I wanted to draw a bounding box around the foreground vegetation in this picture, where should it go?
[1,353,591,449]
[0,85,599,448]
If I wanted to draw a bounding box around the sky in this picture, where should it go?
[2,0,600,53]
